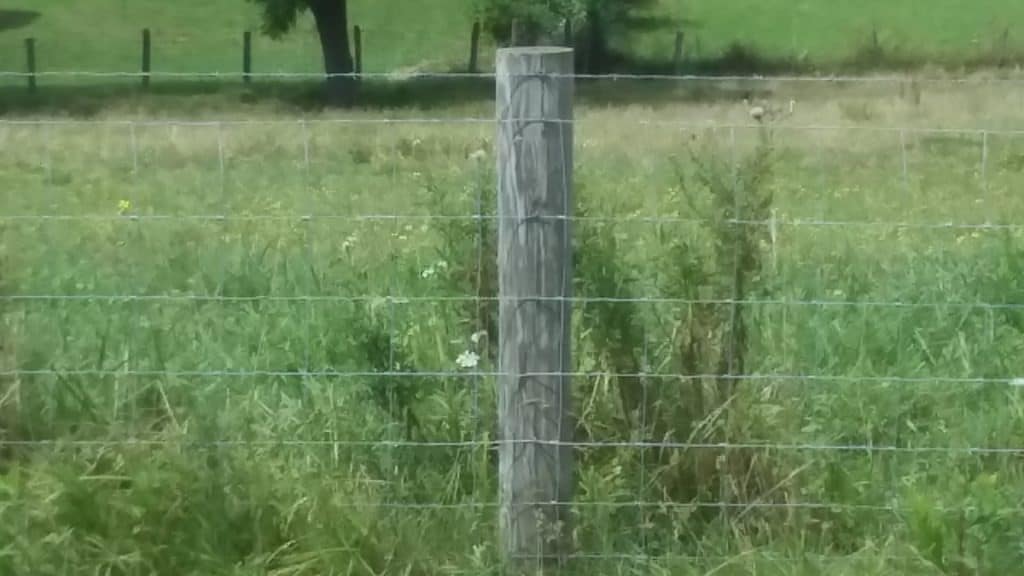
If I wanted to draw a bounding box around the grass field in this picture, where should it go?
[2,76,1024,574]
[0,0,480,76]
[2,0,1024,79]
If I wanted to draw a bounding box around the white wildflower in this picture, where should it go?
[341,233,358,251]
[420,261,446,280]
[468,149,487,162]
[456,350,480,369]
[470,330,488,345]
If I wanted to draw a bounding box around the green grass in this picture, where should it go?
[2,0,1024,82]
[637,0,1024,67]
[3,80,1024,574]
[0,0,481,77]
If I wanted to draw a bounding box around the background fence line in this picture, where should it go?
[6,69,1024,84]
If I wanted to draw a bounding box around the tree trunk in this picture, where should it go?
[309,0,355,106]
[585,7,608,74]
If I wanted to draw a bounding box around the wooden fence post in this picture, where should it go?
[510,19,519,46]
[496,46,575,570]
[141,28,151,88]
[243,31,252,83]
[673,30,685,74]
[353,25,362,76]
[563,18,573,47]
[24,38,36,93]
[469,21,481,73]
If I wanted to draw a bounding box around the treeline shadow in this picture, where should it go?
[616,38,1024,77]
[9,37,1020,116]
[0,74,771,117]
[0,79,495,116]
[0,9,39,32]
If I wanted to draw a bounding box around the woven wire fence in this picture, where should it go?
[2,71,1024,571]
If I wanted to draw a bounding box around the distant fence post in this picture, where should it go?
[469,21,481,73]
[673,30,685,74]
[24,38,36,93]
[353,25,362,76]
[510,19,519,46]
[496,46,575,570]
[563,18,573,47]
[142,28,151,88]
[243,31,252,83]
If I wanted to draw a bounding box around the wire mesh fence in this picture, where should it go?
[2,69,1024,572]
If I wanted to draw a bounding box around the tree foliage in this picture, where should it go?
[247,0,354,104]
[476,0,658,71]
[248,0,305,38]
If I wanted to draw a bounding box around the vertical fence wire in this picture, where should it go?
[472,123,486,506]
[981,129,990,224]
[900,128,910,194]
[555,71,574,566]
[386,129,399,446]
[301,120,314,383]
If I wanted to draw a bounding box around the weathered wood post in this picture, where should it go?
[243,31,252,84]
[469,21,481,73]
[673,30,685,74]
[496,46,575,570]
[563,18,573,47]
[24,38,36,93]
[510,19,520,46]
[141,28,151,88]
[353,25,363,76]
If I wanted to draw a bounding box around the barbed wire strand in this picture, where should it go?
[3,116,1024,137]
[3,437,1024,456]
[5,293,1024,312]
[4,70,1024,85]
[2,212,1021,232]
[4,368,1022,387]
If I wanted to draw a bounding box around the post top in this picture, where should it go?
[497,46,573,57]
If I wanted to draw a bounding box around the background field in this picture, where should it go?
[2,0,1024,78]
[4,1,1024,575]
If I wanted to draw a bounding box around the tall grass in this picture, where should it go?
[3,83,1024,574]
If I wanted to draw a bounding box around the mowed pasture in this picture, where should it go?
[2,0,1024,78]
[3,80,1024,574]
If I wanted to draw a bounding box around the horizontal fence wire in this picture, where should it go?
[4,294,1024,312]
[3,70,1024,84]
[3,438,1023,455]
[1,214,1019,230]
[0,116,1021,136]
[0,484,1004,515]
[0,490,1008,516]
[3,369,1022,387]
